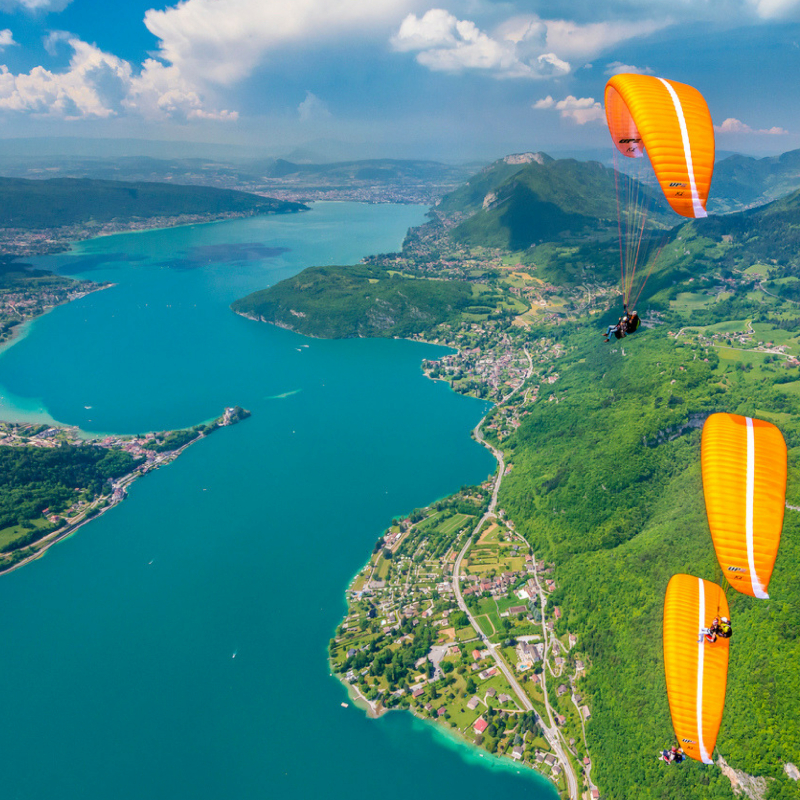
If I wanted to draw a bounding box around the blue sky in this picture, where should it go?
[0,0,799,161]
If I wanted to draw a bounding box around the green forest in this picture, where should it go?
[495,325,800,799]
[0,444,141,551]
[231,263,489,338]
[0,177,306,229]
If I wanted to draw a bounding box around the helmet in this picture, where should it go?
[721,617,730,624]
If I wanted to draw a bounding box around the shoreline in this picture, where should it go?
[0,282,114,359]
[0,205,311,259]
[0,407,250,577]
[329,344,582,795]
[245,295,579,793]
[86,205,310,243]
[334,656,554,784]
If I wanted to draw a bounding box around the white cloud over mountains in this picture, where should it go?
[391,9,672,79]
[716,117,788,134]
[298,91,331,123]
[533,94,604,124]
[143,0,422,86]
[0,0,422,122]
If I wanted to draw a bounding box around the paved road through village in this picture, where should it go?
[451,349,580,800]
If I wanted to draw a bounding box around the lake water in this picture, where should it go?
[0,203,556,800]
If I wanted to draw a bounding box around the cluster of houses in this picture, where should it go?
[462,569,522,596]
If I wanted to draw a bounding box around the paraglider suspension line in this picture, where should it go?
[613,161,627,305]
[628,241,665,310]
[626,203,650,307]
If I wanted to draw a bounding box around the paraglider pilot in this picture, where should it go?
[603,307,640,342]
[703,616,732,644]
[603,319,623,342]
[659,745,686,764]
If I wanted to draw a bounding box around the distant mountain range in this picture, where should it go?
[0,152,479,205]
[708,149,800,213]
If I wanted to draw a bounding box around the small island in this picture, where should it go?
[0,406,251,574]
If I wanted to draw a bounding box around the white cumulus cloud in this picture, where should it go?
[392,9,570,78]
[0,29,15,49]
[533,94,604,124]
[298,91,331,123]
[605,61,652,76]
[0,36,236,121]
[715,117,788,134]
[144,0,420,87]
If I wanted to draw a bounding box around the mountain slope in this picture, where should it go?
[443,156,672,251]
[435,152,554,216]
[0,177,306,229]
[710,149,800,213]
[231,264,479,339]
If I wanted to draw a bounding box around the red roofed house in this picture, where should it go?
[473,717,488,735]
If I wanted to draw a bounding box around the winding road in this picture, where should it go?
[451,348,580,800]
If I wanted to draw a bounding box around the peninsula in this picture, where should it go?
[0,406,251,574]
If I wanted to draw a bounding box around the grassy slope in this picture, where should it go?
[0,177,306,228]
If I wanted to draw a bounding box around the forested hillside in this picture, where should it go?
[0,444,140,552]
[231,263,514,339]
[0,177,306,229]
[710,148,800,213]
[497,325,800,799]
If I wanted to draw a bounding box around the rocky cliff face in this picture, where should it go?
[717,756,770,800]
[503,152,549,166]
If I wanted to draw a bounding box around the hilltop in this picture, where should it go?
[439,154,671,252]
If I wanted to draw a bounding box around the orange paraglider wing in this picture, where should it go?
[663,574,729,764]
[701,413,787,599]
[605,74,715,219]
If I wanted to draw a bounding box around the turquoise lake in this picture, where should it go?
[0,203,556,800]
